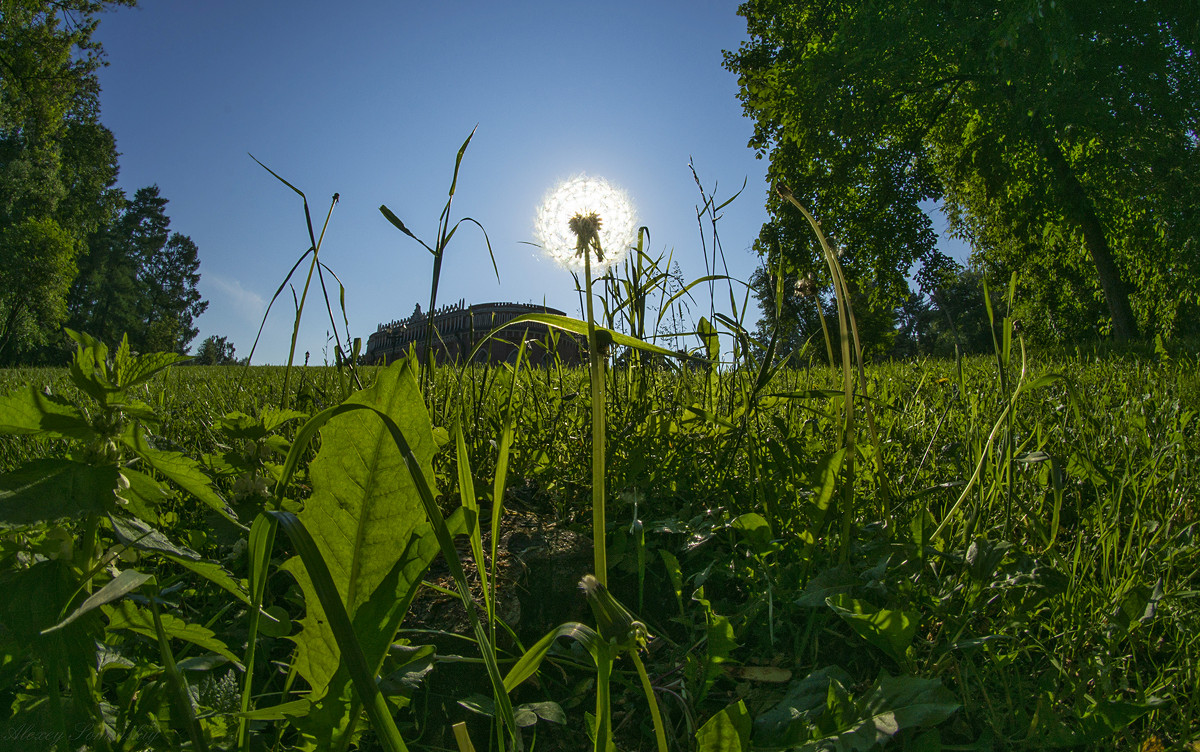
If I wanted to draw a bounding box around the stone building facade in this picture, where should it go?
[362,300,583,366]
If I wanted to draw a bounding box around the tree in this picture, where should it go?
[0,0,134,362]
[725,0,1200,343]
[69,185,208,354]
[0,216,75,360]
[926,263,995,357]
[194,334,237,365]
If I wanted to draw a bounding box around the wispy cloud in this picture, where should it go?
[205,274,266,322]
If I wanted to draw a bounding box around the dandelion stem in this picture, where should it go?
[582,234,609,587]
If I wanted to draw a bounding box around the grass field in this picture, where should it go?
[0,330,1196,751]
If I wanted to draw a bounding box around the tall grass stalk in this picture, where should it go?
[777,186,899,546]
[776,187,858,560]
[246,157,341,409]
[379,126,498,394]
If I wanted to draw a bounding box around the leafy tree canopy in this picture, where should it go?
[725,0,1200,344]
[69,185,208,356]
[194,334,238,365]
[0,0,136,363]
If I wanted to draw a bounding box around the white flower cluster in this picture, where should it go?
[534,174,637,273]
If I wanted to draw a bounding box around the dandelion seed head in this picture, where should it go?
[535,174,637,272]
[579,574,601,597]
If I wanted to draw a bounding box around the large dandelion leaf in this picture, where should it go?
[282,358,436,699]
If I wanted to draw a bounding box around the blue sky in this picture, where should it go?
[93,1,963,364]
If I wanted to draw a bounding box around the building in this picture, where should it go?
[362,300,583,366]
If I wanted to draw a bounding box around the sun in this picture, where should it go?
[534,174,637,273]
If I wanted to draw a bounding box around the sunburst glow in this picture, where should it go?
[534,174,637,272]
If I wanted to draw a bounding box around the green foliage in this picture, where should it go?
[0,216,77,361]
[194,334,239,365]
[68,185,208,356]
[2,3,208,365]
[278,360,439,746]
[0,1,132,364]
[749,262,830,366]
[754,670,959,751]
[696,700,751,752]
[726,0,1200,344]
[0,331,1194,750]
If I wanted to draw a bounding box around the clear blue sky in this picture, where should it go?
[92,1,964,364]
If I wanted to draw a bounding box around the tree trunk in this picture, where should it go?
[1032,118,1138,342]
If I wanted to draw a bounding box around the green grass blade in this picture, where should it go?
[41,569,151,635]
[455,422,491,619]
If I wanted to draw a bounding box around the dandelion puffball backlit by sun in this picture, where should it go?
[534,174,637,273]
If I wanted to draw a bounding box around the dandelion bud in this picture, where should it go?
[580,573,644,648]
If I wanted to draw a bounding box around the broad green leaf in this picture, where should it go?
[109,514,250,604]
[807,448,845,533]
[826,594,918,665]
[235,698,313,720]
[754,666,854,747]
[108,513,200,560]
[695,592,738,690]
[116,350,190,390]
[730,512,778,556]
[695,700,751,752]
[270,510,409,752]
[659,548,685,614]
[0,560,100,676]
[345,506,465,669]
[523,701,566,725]
[218,411,259,436]
[117,467,169,523]
[274,367,516,746]
[459,693,496,717]
[65,328,118,403]
[103,600,242,669]
[258,605,291,638]
[697,316,721,364]
[280,358,435,697]
[682,404,736,431]
[378,643,436,698]
[175,654,231,672]
[0,386,93,440]
[170,559,251,605]
[1067,450,1112,486]
[41,569,152,634]
[1044,697,1169,745]
[260,407,309,433]
[220,408,308,440]
[125,428,240,525]
[0,459,118,526]
[799,675,959,752]
[504,622,604,692]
